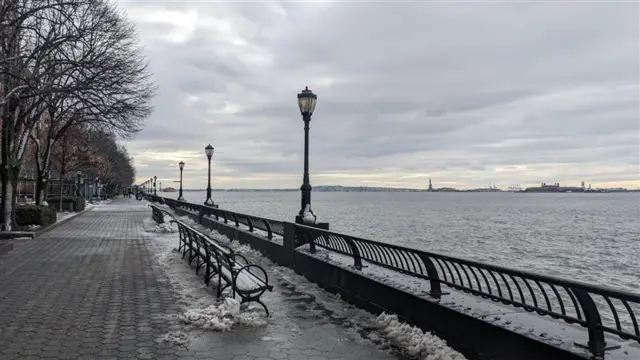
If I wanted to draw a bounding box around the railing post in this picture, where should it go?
[572,289,607,359]
[263,221,273,239]
[282,222,296,267]
[343,237,362,270]
[198,206,204,225]
[417,254,443,298]
[246,217,254,232]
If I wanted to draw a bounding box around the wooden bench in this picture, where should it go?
[149,204,174,223]
[170,219,274,316]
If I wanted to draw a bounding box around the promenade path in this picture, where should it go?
[0,198,402,360]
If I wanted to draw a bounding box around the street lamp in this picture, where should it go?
[75,171,82,197]
[94,177,99,201]
[204,144,215,206]
[295,86,318,225]
[178,161,185,201]
[79,173,85,199]
[153,176,157,196]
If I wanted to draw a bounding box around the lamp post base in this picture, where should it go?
[177,196,184,201]
[295,215,330,230]
[204,198,215,206]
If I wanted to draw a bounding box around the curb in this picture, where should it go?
[35,206,94,237]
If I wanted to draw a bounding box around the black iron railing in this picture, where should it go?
[200,206,285,238]
[295,224,640,359]
[151,195,285,239]
[144,194,639,358]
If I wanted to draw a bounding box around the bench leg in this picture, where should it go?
[240,297,270,317]
[204,262,210,285]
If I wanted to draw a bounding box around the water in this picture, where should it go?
[164,190,640,293]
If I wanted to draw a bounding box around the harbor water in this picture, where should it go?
[162,190,640,293]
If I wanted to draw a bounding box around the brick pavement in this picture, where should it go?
[0,199,402,360]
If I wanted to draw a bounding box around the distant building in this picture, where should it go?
[428,178,433,192]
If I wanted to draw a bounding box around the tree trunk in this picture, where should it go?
[1,166,19,231]
[59,173,64,211]
[35,174,47,205]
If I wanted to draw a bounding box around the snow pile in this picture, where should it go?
[375,313,466,360]
[178,297,267,330]
[156,330,190,347]
[180,297,240,330]
[142,217,177,233]
[147,218,268,333]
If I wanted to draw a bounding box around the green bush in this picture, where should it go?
[47,196,85,212]
[16,205,57,226]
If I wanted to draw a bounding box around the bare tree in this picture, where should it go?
[1,0,154,229]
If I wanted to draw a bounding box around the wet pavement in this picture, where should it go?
[0,198,401,360]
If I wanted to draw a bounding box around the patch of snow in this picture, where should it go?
[302,204,317,224]
[156,330,191,347]
[27,224,41,230]
[178,297,265,330]
[142,217,177,233]
[56,211,77,223]
[144,216,268,332]
[375,313,466,360]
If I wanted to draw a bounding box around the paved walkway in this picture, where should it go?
[0,198,401,360]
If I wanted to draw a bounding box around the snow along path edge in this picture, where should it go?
[170,213,467,360]
[141,218,267,347]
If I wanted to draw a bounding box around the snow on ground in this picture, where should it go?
[142,217,267,347]
[164,210,466,360]
[56,211,77,223]
[375,313,466,360]
[84,199,113,210]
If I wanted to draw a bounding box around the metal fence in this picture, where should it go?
[295,223,640,358]
[153,195,285,239]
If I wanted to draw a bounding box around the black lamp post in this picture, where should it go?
[79,173,85,199]
[295,86,318,225]
[75,172,81,197]
[178,161,185,201]
[94,177,99,201]
[153,176,157,196]
[204,144,215,206]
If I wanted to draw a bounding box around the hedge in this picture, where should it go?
[16,205,57,227]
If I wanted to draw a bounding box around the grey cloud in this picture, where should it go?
[117,0,639,188]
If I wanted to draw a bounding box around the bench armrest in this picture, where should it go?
[231,253,249,267]
[235,264,270,288]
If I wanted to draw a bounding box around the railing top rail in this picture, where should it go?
[195,200,285,235]
[295,223,640,300]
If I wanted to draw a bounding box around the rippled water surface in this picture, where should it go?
[166,191,640,293]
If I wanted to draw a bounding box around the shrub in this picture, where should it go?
[16,205,57,227]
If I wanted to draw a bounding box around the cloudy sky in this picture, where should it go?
[118,0,639,190]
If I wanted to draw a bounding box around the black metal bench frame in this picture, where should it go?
[153,214,273,316]
[149,204,175,223]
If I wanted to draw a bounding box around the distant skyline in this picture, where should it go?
[118,1,639,189]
